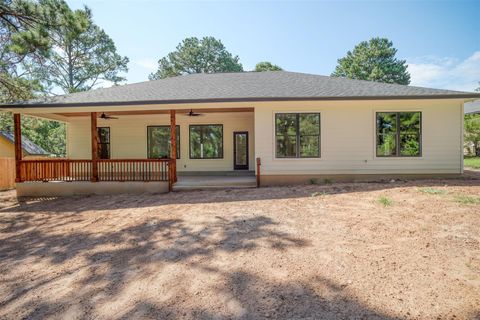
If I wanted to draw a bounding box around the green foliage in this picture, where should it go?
[275,113,320,157]
[376,112,421,156]
[401,138,420,156]
[0,112,66,156]
[0,73,41,103]
[454,194,480,205]
[0,0,66,156]
[464,156,480,169]
[399,112,421,156]
[149,37,243,80]
[0,0,55,101]
[378,196,393,207]
[464,114,480,156]
[332,37,410,85]
[309,178,318,185]
[26,1,129,93]
[0,0,125,156]
[254,61,282,72]
[189,124,223,159]
[376,112,396,156]
[418,187,447,195]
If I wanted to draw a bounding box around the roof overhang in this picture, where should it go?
[1,94,480,110]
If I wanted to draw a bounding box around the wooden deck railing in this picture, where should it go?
[19,159,173,185]
[97,159,170,182]
[20,159,92,182]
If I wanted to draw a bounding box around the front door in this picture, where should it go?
[233,132,249,170]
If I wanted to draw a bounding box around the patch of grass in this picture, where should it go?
[377,196,393,207]
[454,194,480,205]
[464,156,480,169]
[309,178,318,185]
[378,196,393,207]
[418,187,447,195]
[324,179,332,185]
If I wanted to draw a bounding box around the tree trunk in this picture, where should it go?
[67,45,74,92]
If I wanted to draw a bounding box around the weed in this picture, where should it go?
[418,187,447,195]
[454,195,480,205]
[378,196,393,207]
[309,178,318,185]
[324,179,332,185]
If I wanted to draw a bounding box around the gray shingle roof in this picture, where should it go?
[0,131,49,155]
[3,71,480,108]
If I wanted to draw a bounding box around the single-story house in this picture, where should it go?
[0,131,50,158]
[1,71,479,196]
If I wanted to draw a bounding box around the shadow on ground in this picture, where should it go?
[114,272,401,319]
[1,174,478,319]
[0,209,400,319]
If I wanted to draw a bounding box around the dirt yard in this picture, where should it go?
[0,176,479,319]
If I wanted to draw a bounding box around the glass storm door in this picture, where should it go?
[234,132,249,170]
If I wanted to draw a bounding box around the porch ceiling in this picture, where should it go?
[54,107,254,118]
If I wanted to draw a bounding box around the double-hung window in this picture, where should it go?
[147,126,180,159]
[189,124,223,159]
[275,113,320,158]
[376,112,422,157]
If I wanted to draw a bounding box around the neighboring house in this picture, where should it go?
[0,131,49,190]
[464,99,480,114]
[0,131,49,158]
[1,71,479,196]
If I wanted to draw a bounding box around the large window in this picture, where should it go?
[376,112,421,157]
[97,127,110,159]
[275,113,320,158]
[189,124,223,159]
[147,126,180,159]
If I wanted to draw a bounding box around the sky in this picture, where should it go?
[66,0,480,92]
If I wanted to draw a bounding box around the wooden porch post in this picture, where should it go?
[170,110,177,183]
[91,112,98,182]
[13,114,22,183]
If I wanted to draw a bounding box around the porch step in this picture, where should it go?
[178,171,255,177]
[173,176,257,191]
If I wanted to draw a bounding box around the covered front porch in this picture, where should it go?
[12,106,259,195]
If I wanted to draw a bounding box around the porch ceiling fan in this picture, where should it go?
[186,109,203,117]
[100,113,118,120]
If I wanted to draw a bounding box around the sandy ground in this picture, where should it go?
[0,175,479,319]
